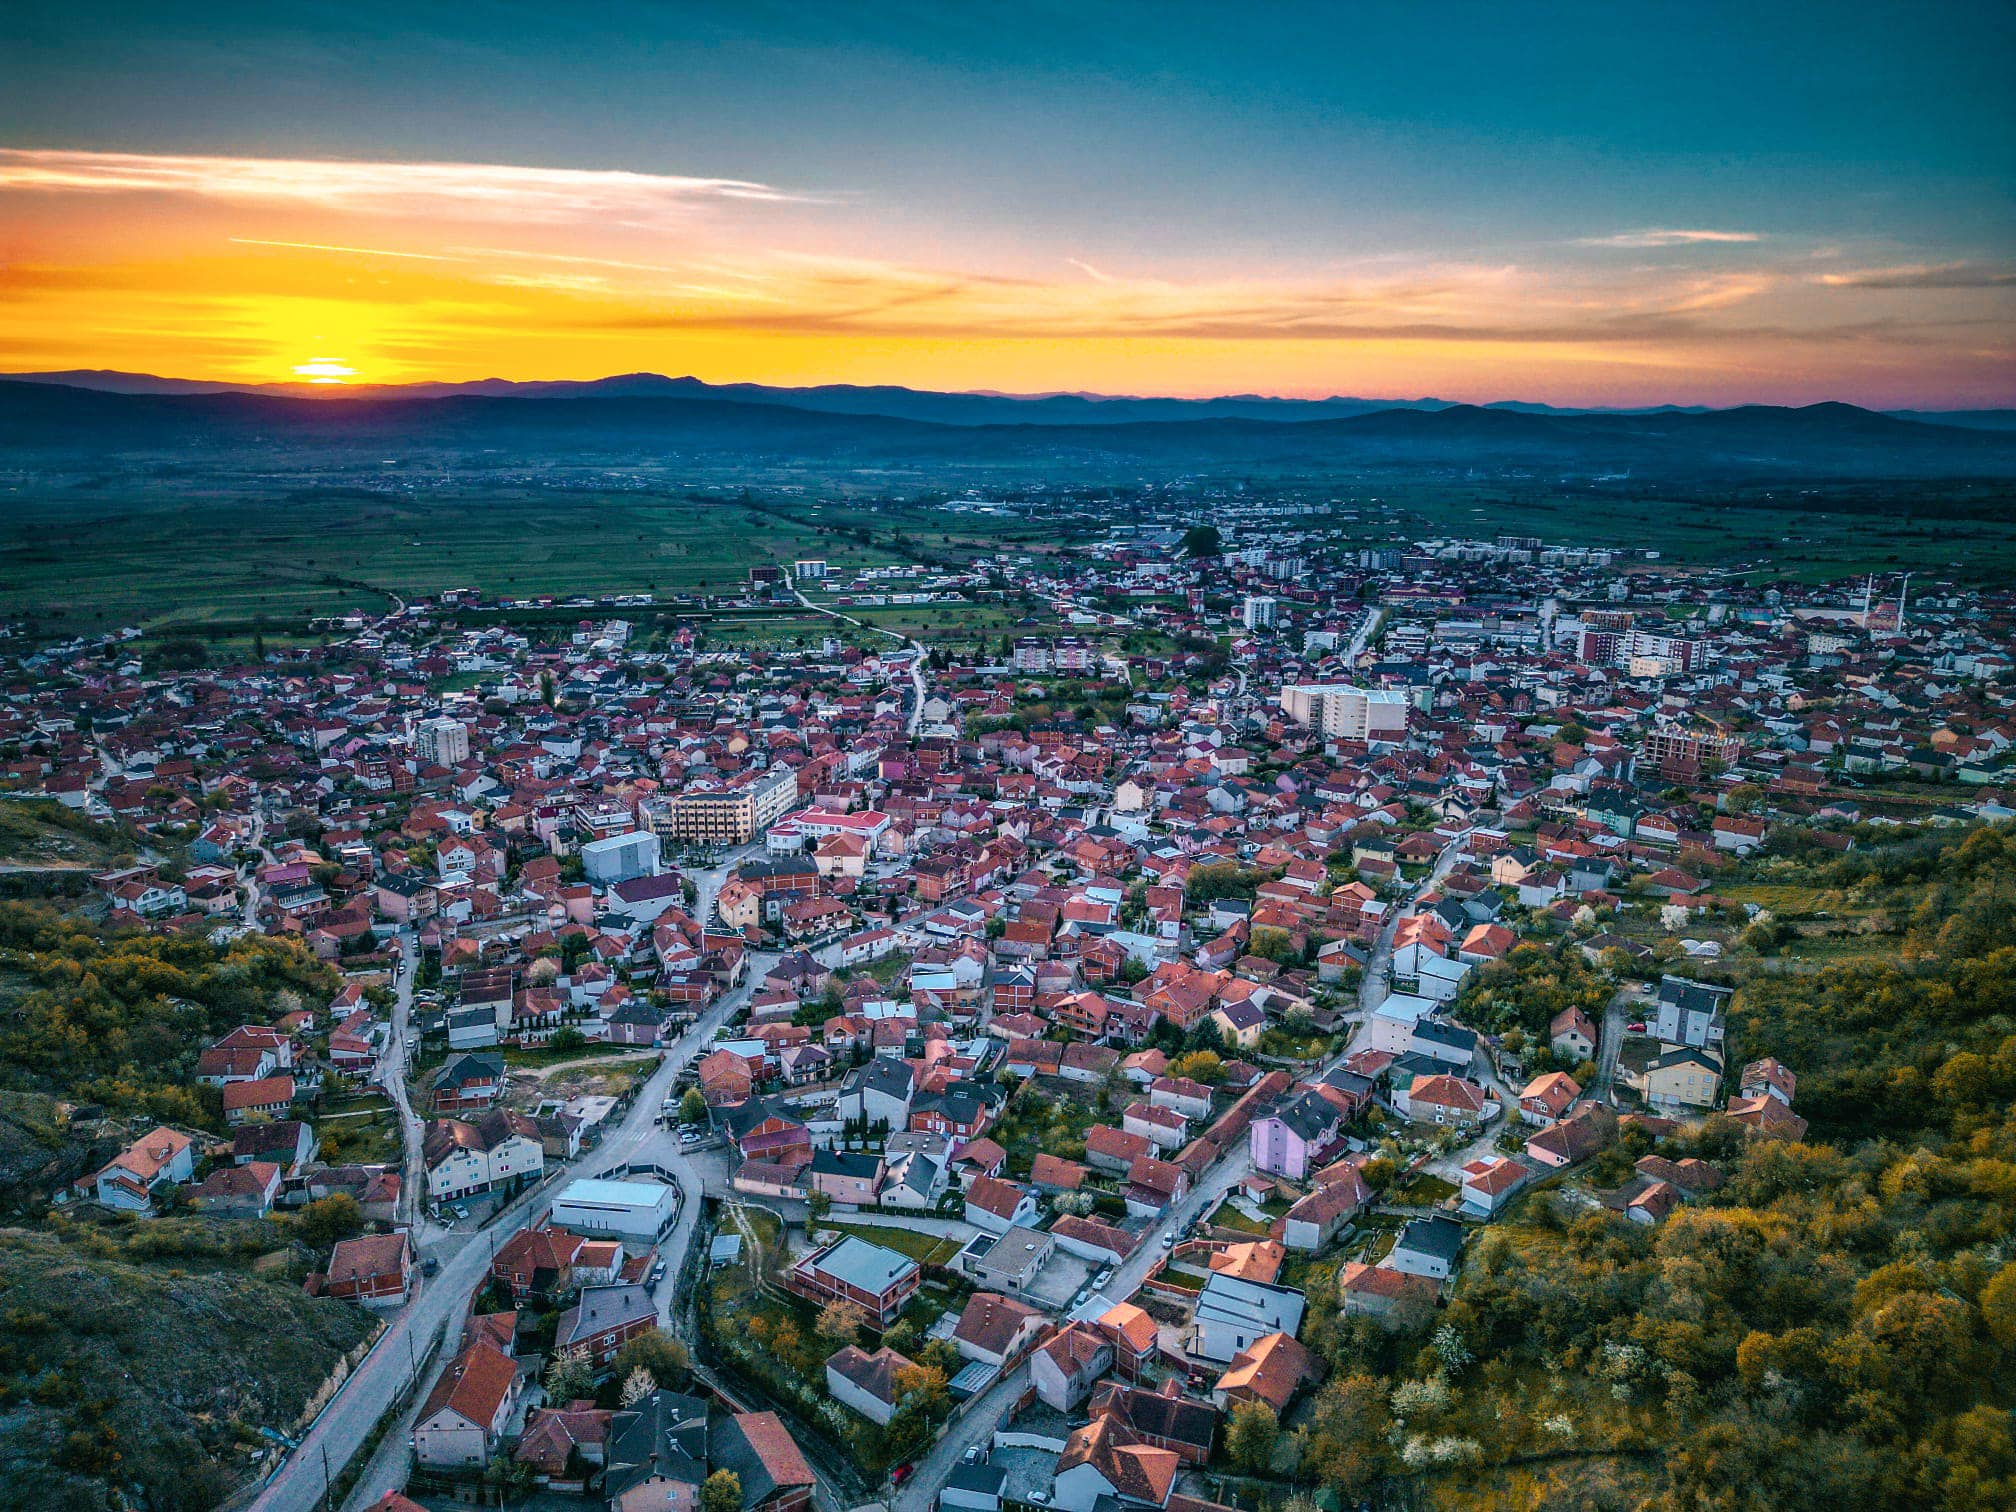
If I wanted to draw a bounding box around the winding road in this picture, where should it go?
[786,575,929,737]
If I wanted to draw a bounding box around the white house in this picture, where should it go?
[1388,1215,1466,1281]
[88,1127,196,1213]
[1190,1273,1306,1363]
[413,1341,522,1468]
[825,1345,911,1426]
[1360,992,1439,1056]
[423,1111,545,1203]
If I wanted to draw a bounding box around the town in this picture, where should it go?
[3,509,2013,1512]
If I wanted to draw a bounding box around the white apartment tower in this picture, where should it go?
[415,715,471,767]
[1278,683,1409,742]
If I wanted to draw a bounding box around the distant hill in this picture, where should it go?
[1,377,2012,481]
[1,368,1461,424]
[8,367,2011,433]
[1887,408,2016,432]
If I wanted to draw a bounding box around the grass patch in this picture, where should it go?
[992,1084,1104,1179]
[0,800,135,870]
[1390,1173,1459,1205]
[827,1222,962,1267]
[1211,1205,1275,1236]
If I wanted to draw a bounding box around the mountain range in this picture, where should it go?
[2,371,2014,480]
[9,368,2016,432]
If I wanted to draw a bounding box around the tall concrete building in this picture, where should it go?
[643,765,798,848]
[1241,595,1278,630]
[415,715,470,767]
[1278,684,1409,742]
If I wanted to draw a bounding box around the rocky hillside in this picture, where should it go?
[0,1224,378,1511]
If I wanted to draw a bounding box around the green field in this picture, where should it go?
[0,801,134,871]
[1317,480,2016,582]
[3,468,2009,640]
[0,488,913,634]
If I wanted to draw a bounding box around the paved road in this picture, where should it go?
[258,956,760,1512]
[1348,604,1385,665]
[1348,832,1470,1042]
[890,1146,1253,1512]
[787,578,929,738]
[378,933,426,1228]
[1593,984,1642,1102]
[238,809,273,930]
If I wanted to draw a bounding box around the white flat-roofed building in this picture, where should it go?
[1190,1272,1307,1363]
[581,829,660,886]
[548,1176,678,1242]
[416,715,471,767]
[1277,683,1409,742]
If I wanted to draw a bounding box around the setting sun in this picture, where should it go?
[291,357,355,384]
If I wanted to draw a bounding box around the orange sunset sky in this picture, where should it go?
[2,6,2011,407]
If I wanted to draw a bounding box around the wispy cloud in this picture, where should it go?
[1818,261,2016,290]
[0,149,809,226]
[1065,257,1115,284]
[229,237,471,262]
[445,245,784,300]
[1577,229,1763,248]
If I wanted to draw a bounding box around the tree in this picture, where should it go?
[699,1470,742,1512]
[1226,1400,1279,1473]
[1981,1264,2016,1350]
[613,1328,689,1386]
[817,1298,864,1346]
[679,1087,708,1125]
[894,1360,950,1423]
[620,1366,657,1406]
[1725,782,1766,815]
[544,1344,594,1404]
[1168,1050,1225,1085]
[549,1025,587,1054]
[1250,926,1299,964]
[296,1194,363,1249]
[807,1189,832,1221]
[1181,525,1223,558]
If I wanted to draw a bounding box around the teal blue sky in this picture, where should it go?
[2,3,2011,404]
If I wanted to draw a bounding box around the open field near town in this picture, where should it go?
[3,469,2013,645]
[1327,480,2016,582]
[0,486,915,635]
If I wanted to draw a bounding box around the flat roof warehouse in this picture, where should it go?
[550,1176,679,1240]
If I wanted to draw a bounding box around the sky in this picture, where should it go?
[1,2,2012,406]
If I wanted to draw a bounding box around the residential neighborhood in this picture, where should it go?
[5,520,2013,1512]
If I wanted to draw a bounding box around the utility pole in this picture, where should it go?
[319,1440,334,1512]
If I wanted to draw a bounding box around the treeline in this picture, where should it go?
[0,901,340,1128]
[1270,829,2016,1510]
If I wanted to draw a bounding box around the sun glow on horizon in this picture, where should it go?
[291,357,356,385]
